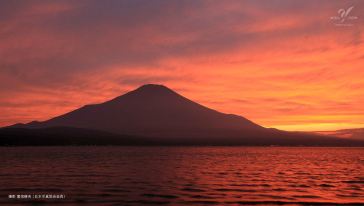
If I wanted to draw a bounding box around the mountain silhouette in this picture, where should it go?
[2,84,364,146]
[16,84,264,137]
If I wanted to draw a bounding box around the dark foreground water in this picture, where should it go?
[0,147,363,205]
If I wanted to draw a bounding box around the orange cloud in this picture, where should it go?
[0,0,363,131]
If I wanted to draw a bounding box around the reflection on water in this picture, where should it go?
[1,147,363,205]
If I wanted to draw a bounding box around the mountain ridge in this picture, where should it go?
[13,84,263,138]
[3,84,364,146]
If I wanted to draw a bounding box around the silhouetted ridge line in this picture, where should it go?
[2,84,364,146]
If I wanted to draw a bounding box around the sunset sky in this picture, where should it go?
[1,0,363,131]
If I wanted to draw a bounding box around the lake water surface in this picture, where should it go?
[1,147,363,205]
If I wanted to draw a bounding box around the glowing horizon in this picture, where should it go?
[0,0,363,131]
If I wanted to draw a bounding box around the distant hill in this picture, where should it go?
[1,127,363,146]
[315,128,364,141]
[0,127,148,146]
[2,84,364,146]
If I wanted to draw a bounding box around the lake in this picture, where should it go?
[1,147,363,205]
